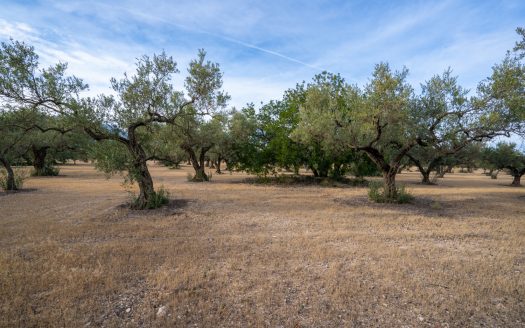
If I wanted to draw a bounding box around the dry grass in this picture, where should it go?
[0,163,524,327]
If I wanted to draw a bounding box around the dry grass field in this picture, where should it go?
[0,163,524,327]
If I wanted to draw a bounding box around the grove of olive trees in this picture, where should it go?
[1,27,524,206]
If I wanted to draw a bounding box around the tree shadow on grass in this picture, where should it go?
[112,198,194,219]
[236,175,369,188]
[334,195,499,219]
[0,188,38,196]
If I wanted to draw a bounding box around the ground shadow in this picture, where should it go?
[114,198,193,219]
[0,188,38,197]
[333,195,509,219]
[234,175,369,189]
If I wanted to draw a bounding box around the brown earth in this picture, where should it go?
[0,163,524,327]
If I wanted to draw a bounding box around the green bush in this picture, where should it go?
[367,181,413,204]
[248,174,368,187]
[146,187,170,209]
[367,181,383,202]
[0,168,28,191]
[31,165,60,176]
[129,186,170,209]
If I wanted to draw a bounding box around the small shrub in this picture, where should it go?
[368,181,413,204]
[145,187,170,209]
[430,201,443,210]
[0,168,29,191]
[129,186,170,209]
[31,165,60,176]
[367,181,383,202]
[395,185,414,203]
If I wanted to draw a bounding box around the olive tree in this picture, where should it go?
[76,50,228,208]
[21,112,90,175]
[292,72,356,178]
[483,143,525,186]
[0,40,87,188]
[168,113,227,181]
[298,64,506,200]
[0,109,31,190]
[298,65,417,199]
[478,27,525,135]
[406,70,489,184]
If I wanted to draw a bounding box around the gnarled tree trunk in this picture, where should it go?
[361,145,410,201]
[511,174,522,186]
[331,162,344,179]
[407,154,440,185]
[183,144,212,182]
[127,130,156,209]
[31,146,50,176]
[383,168,398,199]
[421,171,431,184]
[314,160,330,178]
[215,155,222,174]
[0,155,16,191]
[133,157,155,209]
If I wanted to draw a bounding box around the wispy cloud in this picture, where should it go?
[88,2,325,71]
[0,0,523,109]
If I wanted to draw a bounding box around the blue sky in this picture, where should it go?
[0,0,524,109]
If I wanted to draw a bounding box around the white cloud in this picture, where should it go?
[223,76,294,109]
[1,0,523,109]
[0,19,38,41]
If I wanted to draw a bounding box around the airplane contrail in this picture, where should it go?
[114,4,326,71]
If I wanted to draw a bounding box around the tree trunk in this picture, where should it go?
[134,158,155,209]
[293,165,300,175]
[318,161,330,178]
[197,148,209,181]
[184,146,210,182]
[436,166,446,178]
[311,167,319,177]
[412,159,432,184]
[215,155,222,174]
[421,171,431,184]
[32,146,49,176]
[318,169,328,178]
[407,155,432,185]
[331,162,343,179]
[126,129,156,209]
[130,152,155,209]
[0,156,17,191]
[511,174,522,186]
[383,169,398,200]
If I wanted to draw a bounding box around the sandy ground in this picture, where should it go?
[0,163,524,327]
